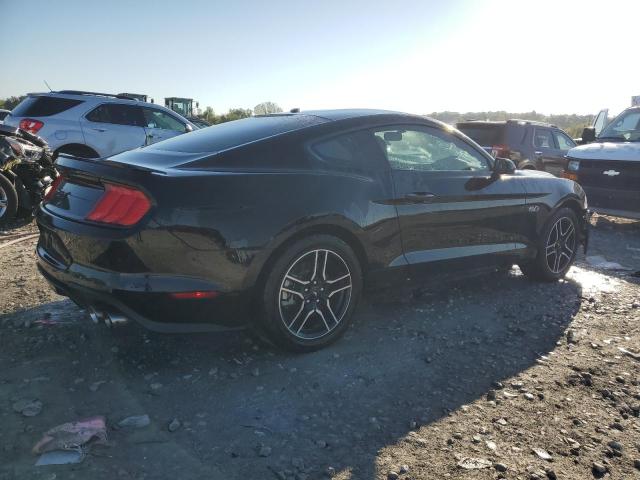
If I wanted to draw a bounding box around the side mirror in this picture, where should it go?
[581,127,596,143]
[494,157,516,175]
[185,124,194,133]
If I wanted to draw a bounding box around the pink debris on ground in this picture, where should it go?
[32,416,108,454]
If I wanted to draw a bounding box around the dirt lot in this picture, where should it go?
[1,216,639,480]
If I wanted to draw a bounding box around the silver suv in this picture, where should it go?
[4,91,196,158]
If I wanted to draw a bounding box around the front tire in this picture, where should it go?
[259,235,362,352]
[519,207,578,281]
[0,174,18,228]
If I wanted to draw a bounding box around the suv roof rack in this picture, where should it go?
[56,90,137,101]
[507,119,557,128]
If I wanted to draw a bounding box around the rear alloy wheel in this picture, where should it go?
[0,174,18,227]
[260,235,362,351]
[519,207,578,281]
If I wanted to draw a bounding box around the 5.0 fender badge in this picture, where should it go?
[602,170,620,176]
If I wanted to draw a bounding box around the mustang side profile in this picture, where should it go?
[36,110,589,351]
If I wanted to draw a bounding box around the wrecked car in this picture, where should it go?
[36,110,589,351]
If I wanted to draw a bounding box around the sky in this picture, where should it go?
[1,0,638,116]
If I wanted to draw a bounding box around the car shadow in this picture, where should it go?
[2,268,583,479]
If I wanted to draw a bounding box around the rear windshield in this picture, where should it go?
[456,124,504,146]
[12,96,84,117]
[148,114,327,154]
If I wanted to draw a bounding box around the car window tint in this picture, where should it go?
[12,96,83,117]
[456,124,504,146]
[150,114,326,154]
[554,131,575,150]
[374,127,490,172]
[533,128,554,148]
[312,129,386,172]
[143,108,185,131]
[86,104,144,127]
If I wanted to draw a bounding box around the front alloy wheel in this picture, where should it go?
[519,207,579,281]
[545,216,576,274]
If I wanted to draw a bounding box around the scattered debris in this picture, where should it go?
[12,399,43,417]
[35,450,84,466]
[32,416,107,458]
[168,418,181,432]
[257,445,272,457]
[117,415,150,429]
[618,346,640,361]
[457,457,492,469]
[532,447,553,461]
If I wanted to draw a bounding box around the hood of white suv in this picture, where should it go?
[568,141,640,162]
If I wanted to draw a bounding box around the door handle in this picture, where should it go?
[534,151,543,156]
[91,128,106,132]
[405,192,436,201]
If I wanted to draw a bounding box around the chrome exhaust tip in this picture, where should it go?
[105,312,129,327]
[87,307,129,327]
[87,307,105,324]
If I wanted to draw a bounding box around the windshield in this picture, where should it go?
[599,109,640,141]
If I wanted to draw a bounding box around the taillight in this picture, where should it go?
[491,144,511,159]
[19,118,44,134]
[43,175,64,203]
[86,183,151,226]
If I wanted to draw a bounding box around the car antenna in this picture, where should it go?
[43,80,53,92]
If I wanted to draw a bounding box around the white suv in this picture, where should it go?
[4,91,196,158]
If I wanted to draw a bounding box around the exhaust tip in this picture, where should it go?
[87,307,129,327]
[106,312,129,327]
[87,307,104,324]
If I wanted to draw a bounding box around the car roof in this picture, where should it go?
[299,108,408,121]
[457,119,559,129]
[25,90,159,108]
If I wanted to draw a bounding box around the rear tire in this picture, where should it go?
[0,174,18,228]
[519,207,578,281]
[258,235,362,352]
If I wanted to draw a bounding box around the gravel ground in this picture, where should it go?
[0,215,639,480]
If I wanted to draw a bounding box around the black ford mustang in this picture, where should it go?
[37,110,589,351]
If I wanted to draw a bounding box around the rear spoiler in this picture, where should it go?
[55,154,166,185]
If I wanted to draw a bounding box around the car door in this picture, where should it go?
[532,127,565,176]
[141,107,189,145]
[81,103,146,157]
[552,129,576,172]
[378,124,530,274]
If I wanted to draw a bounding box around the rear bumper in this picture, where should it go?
[37,242,248,333]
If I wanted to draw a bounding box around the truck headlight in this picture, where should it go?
[567,159,580,171]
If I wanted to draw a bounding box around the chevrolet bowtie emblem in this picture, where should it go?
[602,170,620,176]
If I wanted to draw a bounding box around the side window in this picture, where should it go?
[373,127,490,172]
[143,108,186,132]
[533,128,554,149]
[86,104,144,127]
[553,130,576,150]
[311,129,386,172]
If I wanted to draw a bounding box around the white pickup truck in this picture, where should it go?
[565,107,640,219]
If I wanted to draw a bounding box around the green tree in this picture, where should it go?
[0,96,26,110]
[198,106,253,125]
[253,101,282,115]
